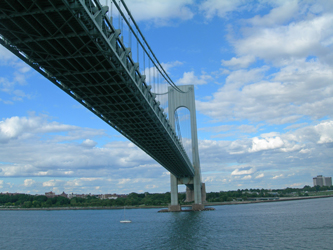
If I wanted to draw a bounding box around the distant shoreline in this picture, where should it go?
[0,195,332,211]
[204,194,333,206]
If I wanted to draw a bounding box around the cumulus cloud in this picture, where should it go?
[200,125,234,133]
[23,179,36,187]
[314,121,333,144]
[197,59,333,124]
[43,179,59,187]
[255,173,264,179]
[231,167,255,176]
[222,55,256,69]
[249,136,284,153]
[198,119,333,188]
[272,174,283,179]
[0,115,80,143]
[238,15,333,63]
[247,1,298,27]
[199,0,249,19]
[81,139,97,148]
[161,61,183,73]
[0,114,332,193]
[227,1,333,64]
[196,0,333,128]
[13,176,169,195]
[0,115,160,180]
[118,0,195,26]
[242,175,252,180]
[177,71,213,85]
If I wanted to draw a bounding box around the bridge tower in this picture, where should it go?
[168,85,206,211]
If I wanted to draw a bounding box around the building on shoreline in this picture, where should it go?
[313,175,332,187]
[100,194,118,199]
[0,192,24,196]
[45,191,56,198]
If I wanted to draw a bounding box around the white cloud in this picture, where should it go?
[255,173,264,179]
[272,174,283,179]
[80,178,102,182]
[200,125,234,133]
[315,121,333,144]
[0,115,332,193]
[247,1,298,27]
[43,180,58,187]
[226,66,268,87]
[23,179,36,187]
[231,167,255,176]
[0,180,3,188]
[249,136,284,153]
[81,139,97,148]
[237,124,258,133]
[199,0,248,19]
[234,14,333,63]
[0,115,79,143]
[0,115,157,179]
[0,77,13,94]
[196,1,333,128]
[222,55,256,69]
[161,61,183,73]
[177,71,213,85]
[197,59,333,124]
[299,148,311,154]
[196,118,333,189]
[122,0,194,25]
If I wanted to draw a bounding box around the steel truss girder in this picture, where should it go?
[0,0,194,178]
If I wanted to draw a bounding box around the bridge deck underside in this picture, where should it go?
[0,0,194,178]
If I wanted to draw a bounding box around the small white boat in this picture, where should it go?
[120,219,132,223]
[120,207,131,223]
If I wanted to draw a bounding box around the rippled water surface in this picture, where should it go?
[1,197,332,249]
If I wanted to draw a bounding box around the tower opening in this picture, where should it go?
[174,107,192,164]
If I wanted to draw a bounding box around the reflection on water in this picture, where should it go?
[0,198,332,250]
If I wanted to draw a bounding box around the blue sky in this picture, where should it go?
[1,0,333,195]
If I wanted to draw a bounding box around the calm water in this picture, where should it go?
[0,197,332,249]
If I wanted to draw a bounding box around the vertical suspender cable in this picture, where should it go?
[128,17,131,49]
[136,30,139,67]
[118,1,120,29]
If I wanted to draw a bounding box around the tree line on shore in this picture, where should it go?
[207,185,333,202]
[1,185,332,208]
[0,192,174,208]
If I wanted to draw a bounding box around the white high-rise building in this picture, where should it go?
[313,175,332,187]
[324,177,332,186]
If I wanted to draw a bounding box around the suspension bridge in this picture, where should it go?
[0,0,206,211]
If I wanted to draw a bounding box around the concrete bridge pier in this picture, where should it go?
[168,176,206,211]
[186,183,206,204]
[168,174,181,211]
